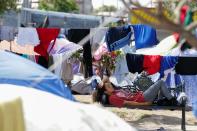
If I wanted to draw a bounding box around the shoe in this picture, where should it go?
[169,97,178,106]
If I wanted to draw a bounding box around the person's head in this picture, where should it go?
[103,82,115,95]
[92,82,114,105]
[95,67,101,76]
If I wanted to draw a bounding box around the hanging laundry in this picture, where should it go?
[52,54,63,77]
[48,38,82,59]
[165,71,183,97]
[16,27,40,46]
[126,53,144,73]
[0,26,15,41]
[143,55,161,75]
[34,28,60,57]
[181,75,197,106]
[181,42,192,53]
[37,56,49,68]
[72,59,81,74]
[180,5,189,24]
[132,24,158,49]
[106,25,132,52]
[112,55,129,85]
[61,59,74,84]
[159,56,179,78]
[67,29,93,78]
[136,33,179,55]
[90,28,108,53]
[184,9,193,26]
[175,57,197,75]
[93,42,108,61]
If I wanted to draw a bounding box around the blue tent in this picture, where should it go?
[0,51,75,101]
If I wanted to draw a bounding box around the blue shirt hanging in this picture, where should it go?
[105,25,132,52]
[132,24,159,49]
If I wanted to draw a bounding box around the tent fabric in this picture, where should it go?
[132,24,158,49]
[0,84,136,131]
[0,51,74,101]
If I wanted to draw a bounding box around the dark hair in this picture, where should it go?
[92,86,109,105]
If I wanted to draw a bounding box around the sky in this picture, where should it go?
[92,0,154,9]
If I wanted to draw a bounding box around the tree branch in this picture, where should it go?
[121,0,197,48]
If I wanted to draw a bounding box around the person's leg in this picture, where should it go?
[159,80,173,100]
[143,80,173,102]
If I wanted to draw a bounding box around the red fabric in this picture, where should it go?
[109,90,145,107]
[173,33,180,42]
[180,5,189,24]
[143,55,161,75]
[34,28,60,57]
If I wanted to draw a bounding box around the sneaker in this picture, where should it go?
[169,97,178,106]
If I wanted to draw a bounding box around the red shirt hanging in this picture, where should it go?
[34,28,60,57]
[143,55,161,75]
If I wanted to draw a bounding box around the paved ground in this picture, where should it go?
[75,95,197,131]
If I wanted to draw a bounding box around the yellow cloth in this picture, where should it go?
[0,97,25,131]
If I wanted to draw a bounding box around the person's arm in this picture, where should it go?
[124,100,152,106]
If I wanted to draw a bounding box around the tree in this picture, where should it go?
[95,5,117,13]
[0,0,17,14]
[120,0,197,48]
[38,0,79,13]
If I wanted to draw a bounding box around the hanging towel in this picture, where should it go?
[160,56,179,78]
[106,25,132,52]
[132,24,158,49]
[126,53,144,73]
[0,26,15,41]
[143,55,161,75]
[34,28,60,57]
[175,57,197,75]
[0,97,25,131]
[16,27,40,46]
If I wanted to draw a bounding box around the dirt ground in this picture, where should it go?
[74,95,197,131]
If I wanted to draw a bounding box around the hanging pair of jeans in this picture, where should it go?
[105,25,132,52]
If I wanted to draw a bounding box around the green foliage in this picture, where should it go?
[0,0,17,14]
[39,0,79,13]
[162,0,197,17]
[95,5,117,13]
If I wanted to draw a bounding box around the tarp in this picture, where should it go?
[0,50,74,101]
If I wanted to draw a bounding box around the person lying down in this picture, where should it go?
[93,79,178,107]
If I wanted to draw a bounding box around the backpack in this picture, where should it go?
[133,72,154,91]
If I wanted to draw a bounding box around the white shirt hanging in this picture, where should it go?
[16,27,40,46]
